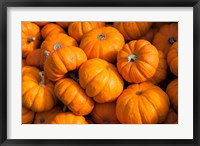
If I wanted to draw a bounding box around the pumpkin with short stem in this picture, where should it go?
[117,39,159,83]
[54,78,95,116]
[140,28,158,43]
[163,108,178,124]
[22,67,57,112]
[34,105,63,124]
[22,22,41,58]
[26,48,49,70]
[41,33,78,53]
[79,58,124,103]
[41,23,65,39]
[80,26,125,63]
[166,79,178,112]
[114,22,152,40]
[147,50,167,85]
[34,22,49,27]
[116,82,170,124]
[22,106,35,124]
[22,59,27,67]
[167,42,178,76]
[152,23,178,55]
[91,102,120,124]
[56,22,71,28]
[50,111,88,124]
[68,22,105,42]
[44,46,87,82]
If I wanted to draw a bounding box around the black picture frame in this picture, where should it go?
[0,0,199,145]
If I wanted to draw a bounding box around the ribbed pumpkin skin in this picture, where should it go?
[79,58,124,103]
[34,105,62,124]
[41,33,78,53]
[22,67,57,112]
[152,23,178,55]
[68,22,105,42]
[116,82,170,124]
[54,78,95,116]
[34,22,49,27]
[91,102,120,124]
[166,79,178,112]
[148,50,167,85]
[41,23,65,39]
[56,22,71,28]
[163,108,178,124]
[22,106,35,124]
[80,26,125,63]
[44,46,87,82]
[167,42,178,76]
[22,22,41,58]
[50,112,88,124]
[140,28,158,43]
[117,40,159,83]
[114,22,152,40]
[26,48,46,69]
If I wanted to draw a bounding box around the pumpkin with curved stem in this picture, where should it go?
[167,42,178,76]
[117,39,159,83]
[166,79,178,112]
[44,46,87,82]
[22,106,35,124]
[91,102,120,124]
[80,26,125,63]
[79,58,124,103]
[22,67,57,112]
[41,23,65,39]
[50,111,88,124]
[56,22,71,28]
[26,48,48,70]
[114,22,152,40]
[34,105,63,124]
[147,50,167,85]
[116,82,170,124]
[54,78,95,116]
[22,22,41,58]
[41,33,78,53]
[68,22,105,42]
[163,108,178,124]
[152,23,178,55]
[34,22,49,27]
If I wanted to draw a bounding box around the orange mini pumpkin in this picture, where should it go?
[167,42,178,76]
[54,78,94,116]
[80,26,125,63]
[44,46,87,82]
[147,50,167,85]
[91,102,120,124]
[41,33,78,53]
[117,39,159,83]
[22,67,57,112]
[152,23,178,55]
[22,22,41,58]
[114,22,152,40]
[41,23,65,39]
[79,58,124,103]
[34,22,49,27]
[116,82,170,124]
[68,22,105,42]
[166,79,178,112]
[50,111,88,124]
[22,106,35,124]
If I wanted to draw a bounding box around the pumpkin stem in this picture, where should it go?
[168,37,176,44]
[63,105,68,112]
[127,53,138,62]
[27,36,36,43]
[39,71,45,87]
[53,42,62,51]
[43,50,50,64]
[136,91,142,95]
[68,71,79,83]
[97,34,106,40]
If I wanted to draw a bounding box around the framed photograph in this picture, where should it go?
[0,0,199,145]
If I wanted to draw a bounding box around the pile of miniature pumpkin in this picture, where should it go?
[22,22,178,124]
